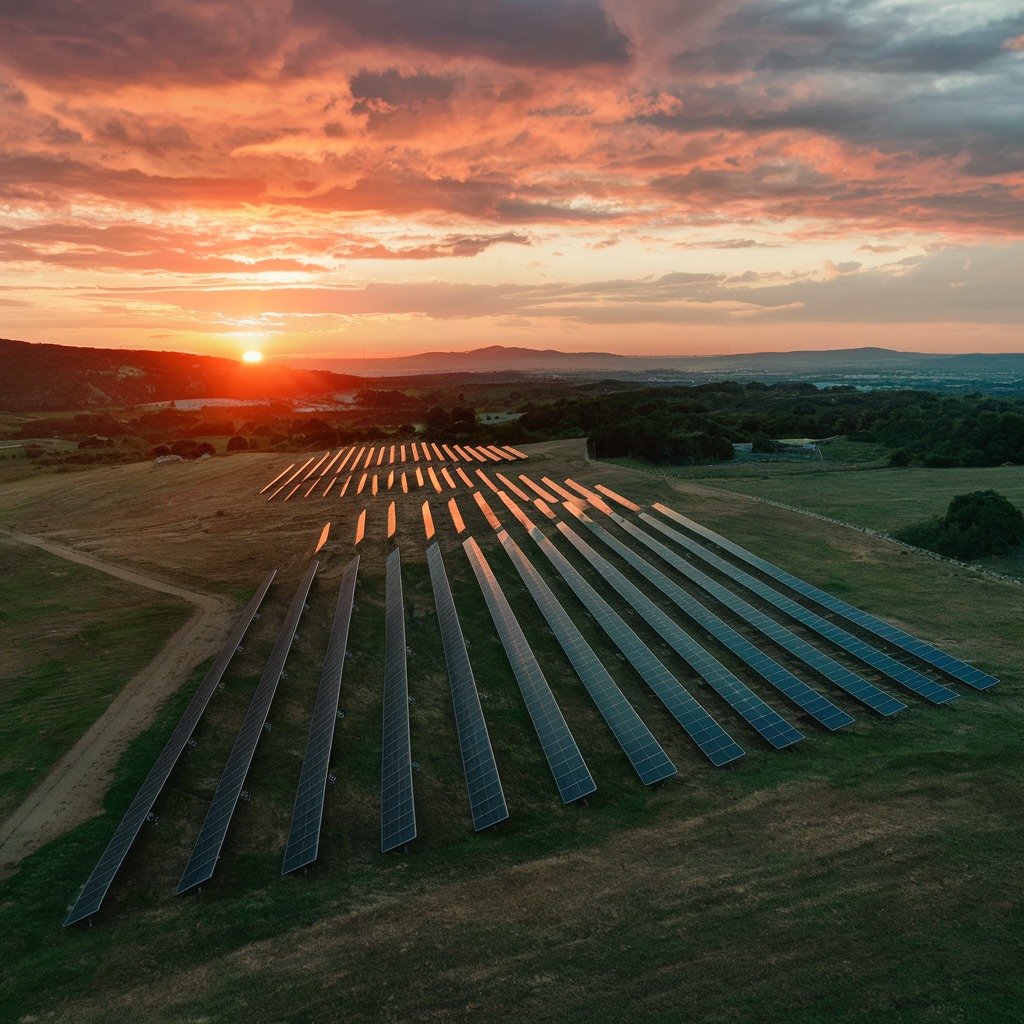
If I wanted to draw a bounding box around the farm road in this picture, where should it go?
[0,529,235,878]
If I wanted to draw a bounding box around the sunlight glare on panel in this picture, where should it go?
[388,501,396,538]
[476,469,499,493]
[448,498,466,534]
[496,473,531,501]
[422,500,435,540]
[388,470,395,490]
[315,522,331,553]
[339,475,352,497]
[357,473,368,494]
[259,463,294,494]
[364,447,375,469]
[355,509,366,545]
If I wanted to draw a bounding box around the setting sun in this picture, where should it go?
[242,351,263,363]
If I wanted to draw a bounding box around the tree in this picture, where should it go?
[226,435,248,451]
[894,489,1024,560]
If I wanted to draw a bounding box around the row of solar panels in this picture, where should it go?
[262,443,528,501]
[65,472,994,926]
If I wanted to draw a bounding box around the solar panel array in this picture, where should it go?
[381,547,417,852]
[589,509,906,717]
[63,570,277,926]
[65,441,999,922]
[554,512,855,731]
[281,555,360,875]
[463,536,596,803]
[652,504,999,691]
[178,561,318,893]
[495,526,677,785]
[426,542,509,829]
[503,508,744,766]
[638,512,959,705]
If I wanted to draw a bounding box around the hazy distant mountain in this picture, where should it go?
[293,344,1024,376]
[0,338,367,411]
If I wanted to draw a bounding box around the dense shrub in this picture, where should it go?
[226,436,249,451]
[893,490,1024,560]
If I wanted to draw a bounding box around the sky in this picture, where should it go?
[1,0,1024,361]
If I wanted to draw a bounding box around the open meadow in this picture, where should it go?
[0,440,1021,1023]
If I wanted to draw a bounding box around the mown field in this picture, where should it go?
[0,540,193,824]
[1,443,1022,1023]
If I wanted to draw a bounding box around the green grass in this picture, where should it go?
[0,540,194,821]
[1,469,1023,1022]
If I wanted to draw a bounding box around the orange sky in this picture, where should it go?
[2,0,1024,359]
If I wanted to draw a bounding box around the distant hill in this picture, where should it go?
[293,344,1024,376]
[0,339,368,411]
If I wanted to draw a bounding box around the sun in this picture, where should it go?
[242,350,263,363]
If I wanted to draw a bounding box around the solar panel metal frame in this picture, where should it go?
[588,508,906,717]
[281,556,360,874]
[381,547,417,852]
[63,570,277,925]
[640,510,959,705]
[463,536,595,802]
[426,542,509,829]
[652,503,997,691]
[505,515,743,766]
[177,562,317,893]
[553,513,856,731]
[494,528,676,784]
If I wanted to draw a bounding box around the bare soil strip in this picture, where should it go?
[0,529,235,877]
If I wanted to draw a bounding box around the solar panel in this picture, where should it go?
[476,469,499,493]
[428,467,443,493]
[338,475,351,497]
[322,475,338,497]
[363,447,375,469]
[454,445,475,461]
[260,463,294,494]
[556,516,853,731]
[412,442,420,461]
[352,447,366,470]
[388,470,395,490]
[474,446,500,461]
[423,443,432,461]
[387,500,396,537]
[534,499,556,519]
[639,511,960,705]
[416,467,424,487]
[177,562,318,893]
[488,446,515,461]
[462,537,595,802]
[390,445,396,464]
[488,513,675,784]
[652,503,998,691]
[541,477,580,504]
[496,473,531,501]
[449,498,466,533]
[319,449,343,476]
[441,468,457,489]
[267,457,314,500]
[473,490,502,530]
[400,444,406,462]
[594,484,641,511]
[456,468,474,488]
[639,511,959,705]
[284,483,302,501]
[355,509,365,545]
[402,472,409,493]
[377,448,385,466]
[63,570,277,925]
[335,446,356,472]
[381,548,417,852]
[315,522,330,553]
[582,507,905,716]
[502,446,528,458]
[427,542,509,829]
[488,507,743,766]
[442,444,458,461]
[563,479,613,514]
[372,475,378,497]
[431,443,444,461]
[357,473,367,494]
[281,556,359,874]
[486,496,802,749]
[519,475,556,502]
[422,500,434,540]
[301,451,331,481]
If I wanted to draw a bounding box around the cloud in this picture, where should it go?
[289,0,631,70]
[333,232,529,259]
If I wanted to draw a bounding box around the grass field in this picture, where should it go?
[1,443,1022,1022]
[0,539,194,823]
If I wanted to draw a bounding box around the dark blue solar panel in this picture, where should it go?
[505,514,743,766]
[426,541,508,829]
[642,508,958,706]
[463,536,595,802]
[281,555,360,874]
[652,503,998,691]
[381,547,416,852]
[178,562,317,893]
[583,508,905,718]
[64,571,276,925]
[552,515,854,732]
[495,529,676,785]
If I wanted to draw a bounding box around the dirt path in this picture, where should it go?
[0,529,235,877]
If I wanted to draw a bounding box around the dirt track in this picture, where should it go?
[0,529,235,877]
